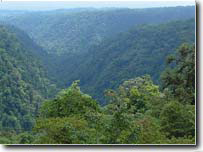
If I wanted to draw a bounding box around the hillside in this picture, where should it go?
[49,18,195,104]
[0,25,57,132]
[0,5,196,144]
[0,6,195,54]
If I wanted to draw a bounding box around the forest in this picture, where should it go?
[0,6,196,144]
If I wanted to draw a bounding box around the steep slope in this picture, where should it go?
[0,25,57,131]
[0,6,195,54]
[53,18,195,104]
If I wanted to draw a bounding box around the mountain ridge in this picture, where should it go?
[0,6,195,55]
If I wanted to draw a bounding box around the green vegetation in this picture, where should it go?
[2,44,195,144]
[161,44,195,105]
[48,18,195,104]
[0,6,195,104]
[0,6,195,55]
[0,6,195,144]
[0,25,57,142]
[32,44,195,144]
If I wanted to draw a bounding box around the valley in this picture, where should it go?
[0,5,196,144]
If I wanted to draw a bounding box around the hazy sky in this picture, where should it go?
[0,1,195,11]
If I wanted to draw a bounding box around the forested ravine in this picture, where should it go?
[0,6,196,144]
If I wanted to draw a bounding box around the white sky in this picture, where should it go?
[0,1,195,11]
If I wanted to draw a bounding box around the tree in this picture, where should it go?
[115,75,161,113]
[17,132,34,144]
[161,43,195,104]
[33,117,95,144]
[135,115,166,144]
[103,75,162,144]
[40,80,99,118]
[33,81,101,144]
[160,101,195,138]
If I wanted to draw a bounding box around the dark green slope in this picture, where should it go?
[54,18,195,104]
[0,25,56,131]
[0,6,195,54]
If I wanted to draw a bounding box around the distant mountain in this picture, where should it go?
[0,25,57,131]
[0,6,195,54]
[50,18,195,104]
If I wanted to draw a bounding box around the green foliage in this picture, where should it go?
[135,115,166,144]
[161,43,195,104]
[0,7,195,144]
[102,75,163,144]
[164,136,195,144]
[102,102,138,144]
[33,81,100,144]
[160,101,195,138]
[106,75,161,113]
[46,18,195,104]
[102,71,195,144]
[0,131,18,144]
[0,25,57,132]
[0,7,195,105]
[17,132,34,144]
[40,80,99,118]
[158,43,195,142]
[34,117,95,144]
